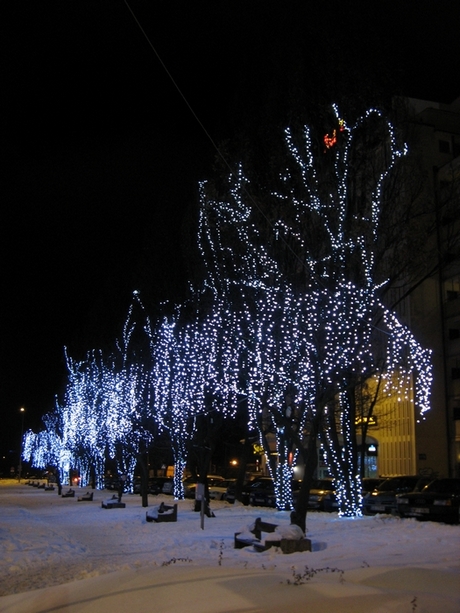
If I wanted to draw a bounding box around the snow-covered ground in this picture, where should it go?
[0,479,459,613]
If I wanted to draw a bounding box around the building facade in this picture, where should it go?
[371,96,460,479]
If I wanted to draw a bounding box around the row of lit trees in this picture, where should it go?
[23,105,433,525]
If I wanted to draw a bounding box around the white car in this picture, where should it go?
[183,475,227,499]
[208,479,236,501]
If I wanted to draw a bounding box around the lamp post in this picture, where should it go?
[18,407,25,481]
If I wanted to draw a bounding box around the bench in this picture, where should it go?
[102,494,126,509]
[146,502,177,523]
[62,489,75,498]
[234,517,277,548]
[44,485,55,491]
[235,517,311,553]
[78,492,93,501]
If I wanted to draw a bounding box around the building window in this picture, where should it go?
[445,276,460,301]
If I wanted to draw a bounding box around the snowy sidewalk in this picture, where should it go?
[1,481,459,612]
[1,563,459,613]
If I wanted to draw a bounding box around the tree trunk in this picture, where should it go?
[292,417,319,533]
[137,452,149,508]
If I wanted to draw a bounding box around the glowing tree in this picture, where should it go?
[23,293,154,495]
[150,298,239,499]
[22,409,72,493]
[238,286,315,510]
[272,106,432,516]
[61,348,108,488]
[196,105,433,521]
[103,293,154,494]
[197,167,311,510]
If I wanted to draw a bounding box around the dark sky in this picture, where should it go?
[1,1,459,466]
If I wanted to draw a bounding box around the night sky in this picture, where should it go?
[2,1,459,469]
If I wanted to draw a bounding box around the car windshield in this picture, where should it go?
[363,479,381,490]
[208,477,224,485]
[217,480,234,488]
[377,477,421,493]
[250,480,271,489]
[424,479,460,493]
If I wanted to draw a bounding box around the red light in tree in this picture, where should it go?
[324,129,337,149]
[323,118,346,150]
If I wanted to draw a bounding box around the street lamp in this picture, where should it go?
[18,407,25,481]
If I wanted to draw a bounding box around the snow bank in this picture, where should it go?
[1,480,459,612]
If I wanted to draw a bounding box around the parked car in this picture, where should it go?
[133,476,142,494]
[160,477,174,495]
[307,478,337,512]
[362,475,431,516]
[224,481,237,504]
[149,477,173,495]
[292,477,382,513]
[362,478,384,496]
[104,475,129,492]
[208,479,236,501]
[323,477,384,512]
[104,475,118,490]
[131,476,172,495]
[396,478,460,524]
[249,478,276,507]
[183,475,225,499]
[226,476,273,505]
[185,478,236,501]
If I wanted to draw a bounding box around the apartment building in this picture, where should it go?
[372,96,460,478]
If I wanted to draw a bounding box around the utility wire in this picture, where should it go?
[123,1,235,179]
[123,0,318,282]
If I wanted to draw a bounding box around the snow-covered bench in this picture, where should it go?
[102,494,125,509]
[62,488,75,498]
[77,492,93,501]
[235,517,311,553]
[146,502,177,523]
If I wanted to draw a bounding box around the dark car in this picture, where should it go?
[313,477,384,513]
[104,475,130,492]
[133,476,142,494]
[226,476,273,505]
[362,478,384,496]
[396,478,460,524]
[133,476,173,495]
[104,475,118,490]
[149,476,174,495]
[362,475,431,516]
[249,478,309,508]
[249,478,276,507]
[307,478,337,512]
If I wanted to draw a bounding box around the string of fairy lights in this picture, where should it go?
[22,107,432,517]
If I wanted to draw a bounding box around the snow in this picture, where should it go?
[0,480,459,612]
